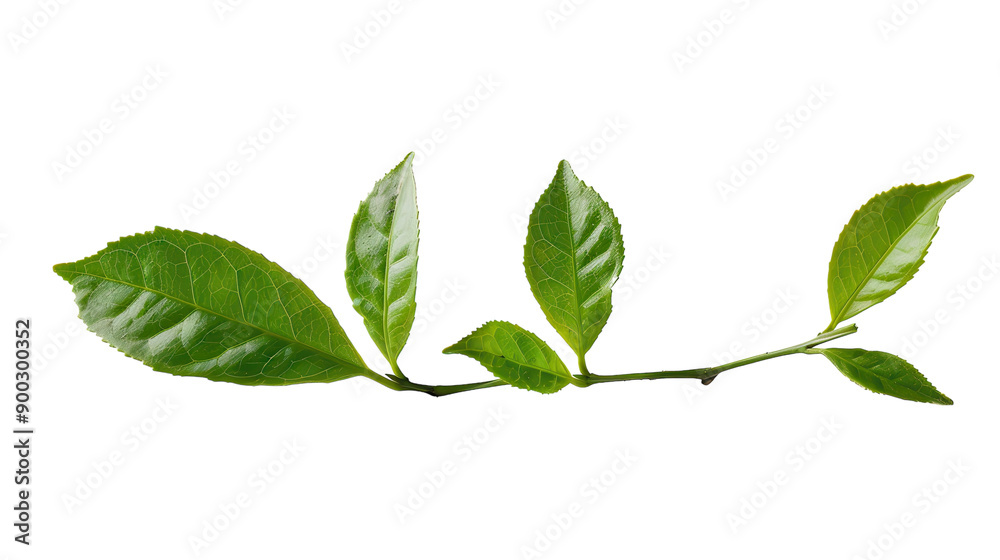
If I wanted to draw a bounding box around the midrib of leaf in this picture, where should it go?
[460,346,566,380]
[555,178,587,357]
[381,170,407,362]
[59,268,369,373]
[828,197,947,331]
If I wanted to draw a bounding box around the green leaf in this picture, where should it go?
[443,321,573,394]
[523,160,625,367]
[826,175,973,331]
[345,153,420,375]
[53,227,369,386]
[813,348,953,405]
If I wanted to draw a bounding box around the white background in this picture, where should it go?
[2,1,998,558]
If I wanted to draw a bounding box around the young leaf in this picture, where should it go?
[53,227,369,386]
[443,321,573,394]
[813,348,953,405]
[345,153,420,376]
[826,175,973,331]
[523,160,625,369]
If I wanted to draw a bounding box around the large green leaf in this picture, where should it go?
[826,175,973,331]
[523,160,625,368]
[53,227,369,386]
[813,348,952,405]
[443,321,573,394]
[345,153,420,375]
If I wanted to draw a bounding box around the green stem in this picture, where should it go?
[584,323,858,386]
[428,379,508,396]
[360,324,858,397]
[577,367,715,385]
[389,360,408,381]
[360,370,506,397]
[716,323,856,372]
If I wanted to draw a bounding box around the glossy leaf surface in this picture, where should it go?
[523,160,624,361]
[345,153,420,372]
[826,175,973,330]
[54,227,368,385]
[815,348,952,405]
[443,321,573,394]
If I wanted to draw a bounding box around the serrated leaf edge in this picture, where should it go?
[827,175,973,329]
[522,160,625,360]
[54,227,370,384]
[813,348,953,405]
[346,153,420,368]
[443,320,573,393]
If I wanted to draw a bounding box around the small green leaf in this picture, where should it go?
[345,153,420,375]
[826,175,973,331]
[53,228,370,385]
[814,348,953,405]
[523,160,625,367]
[443,321,573,394]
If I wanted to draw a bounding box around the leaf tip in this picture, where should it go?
[52,261,75,282]
[938,173,974,196]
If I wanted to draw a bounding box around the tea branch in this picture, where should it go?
[363,323,859,397]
